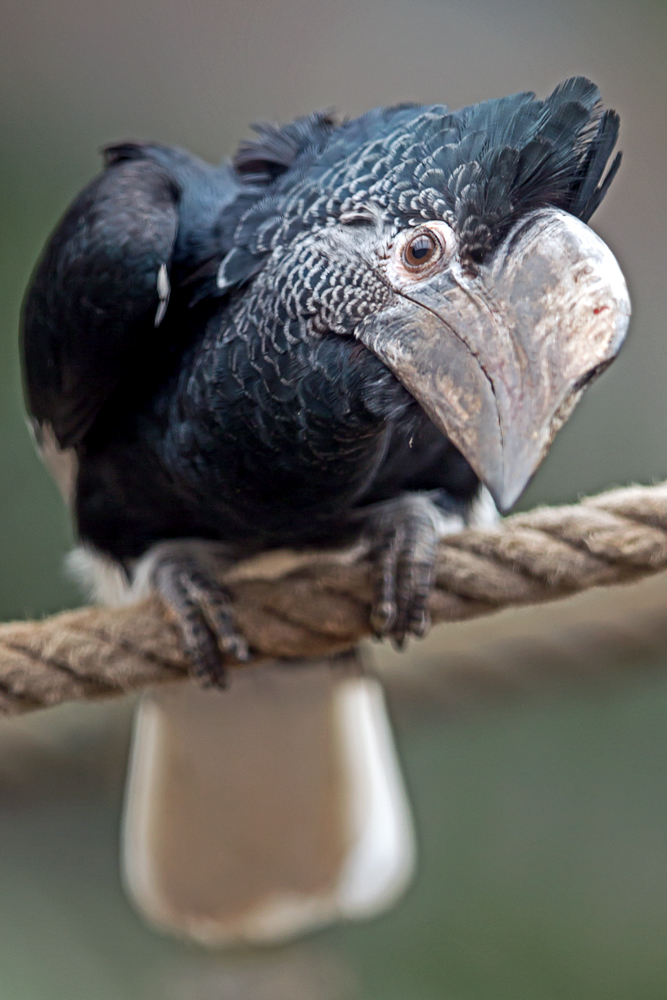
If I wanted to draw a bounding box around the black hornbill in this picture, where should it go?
[21,77,630,682]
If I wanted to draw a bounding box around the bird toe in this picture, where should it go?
[151,552,249,687]
[365,493,439,645]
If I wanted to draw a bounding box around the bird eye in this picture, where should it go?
[403,231,440,269]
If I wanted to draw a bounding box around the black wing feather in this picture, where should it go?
[21,155,180,448]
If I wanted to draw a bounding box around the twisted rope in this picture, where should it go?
[2,480,667,715]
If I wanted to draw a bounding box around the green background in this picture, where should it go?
[2,0,667,995]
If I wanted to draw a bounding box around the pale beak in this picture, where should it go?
[358,208,631,510]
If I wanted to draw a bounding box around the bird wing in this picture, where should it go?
[21,141,244,451]
[21,146,184,449]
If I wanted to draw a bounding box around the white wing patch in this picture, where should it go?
[28,418,78,507]
[155,263,171,327]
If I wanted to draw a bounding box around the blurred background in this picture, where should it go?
[2,0,667,996]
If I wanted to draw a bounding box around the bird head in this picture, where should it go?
[217,78,630,511]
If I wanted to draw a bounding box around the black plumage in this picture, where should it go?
[21,78,629,676]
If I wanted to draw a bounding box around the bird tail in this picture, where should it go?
[121,652,416,945]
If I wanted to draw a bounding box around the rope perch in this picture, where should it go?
[3,480,667,715]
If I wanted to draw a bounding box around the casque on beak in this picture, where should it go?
[358,208,631,511]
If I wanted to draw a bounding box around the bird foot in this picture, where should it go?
[150,546,249,687]
[362,493,461,648]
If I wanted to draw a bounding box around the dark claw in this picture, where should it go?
[151,553,249,688]
[365,494,440,645]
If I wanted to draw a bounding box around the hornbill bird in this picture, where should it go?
[21,78,630,941]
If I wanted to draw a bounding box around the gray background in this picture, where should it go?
[2,0,667,996]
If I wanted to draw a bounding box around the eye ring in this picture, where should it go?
[402,229,441,269]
